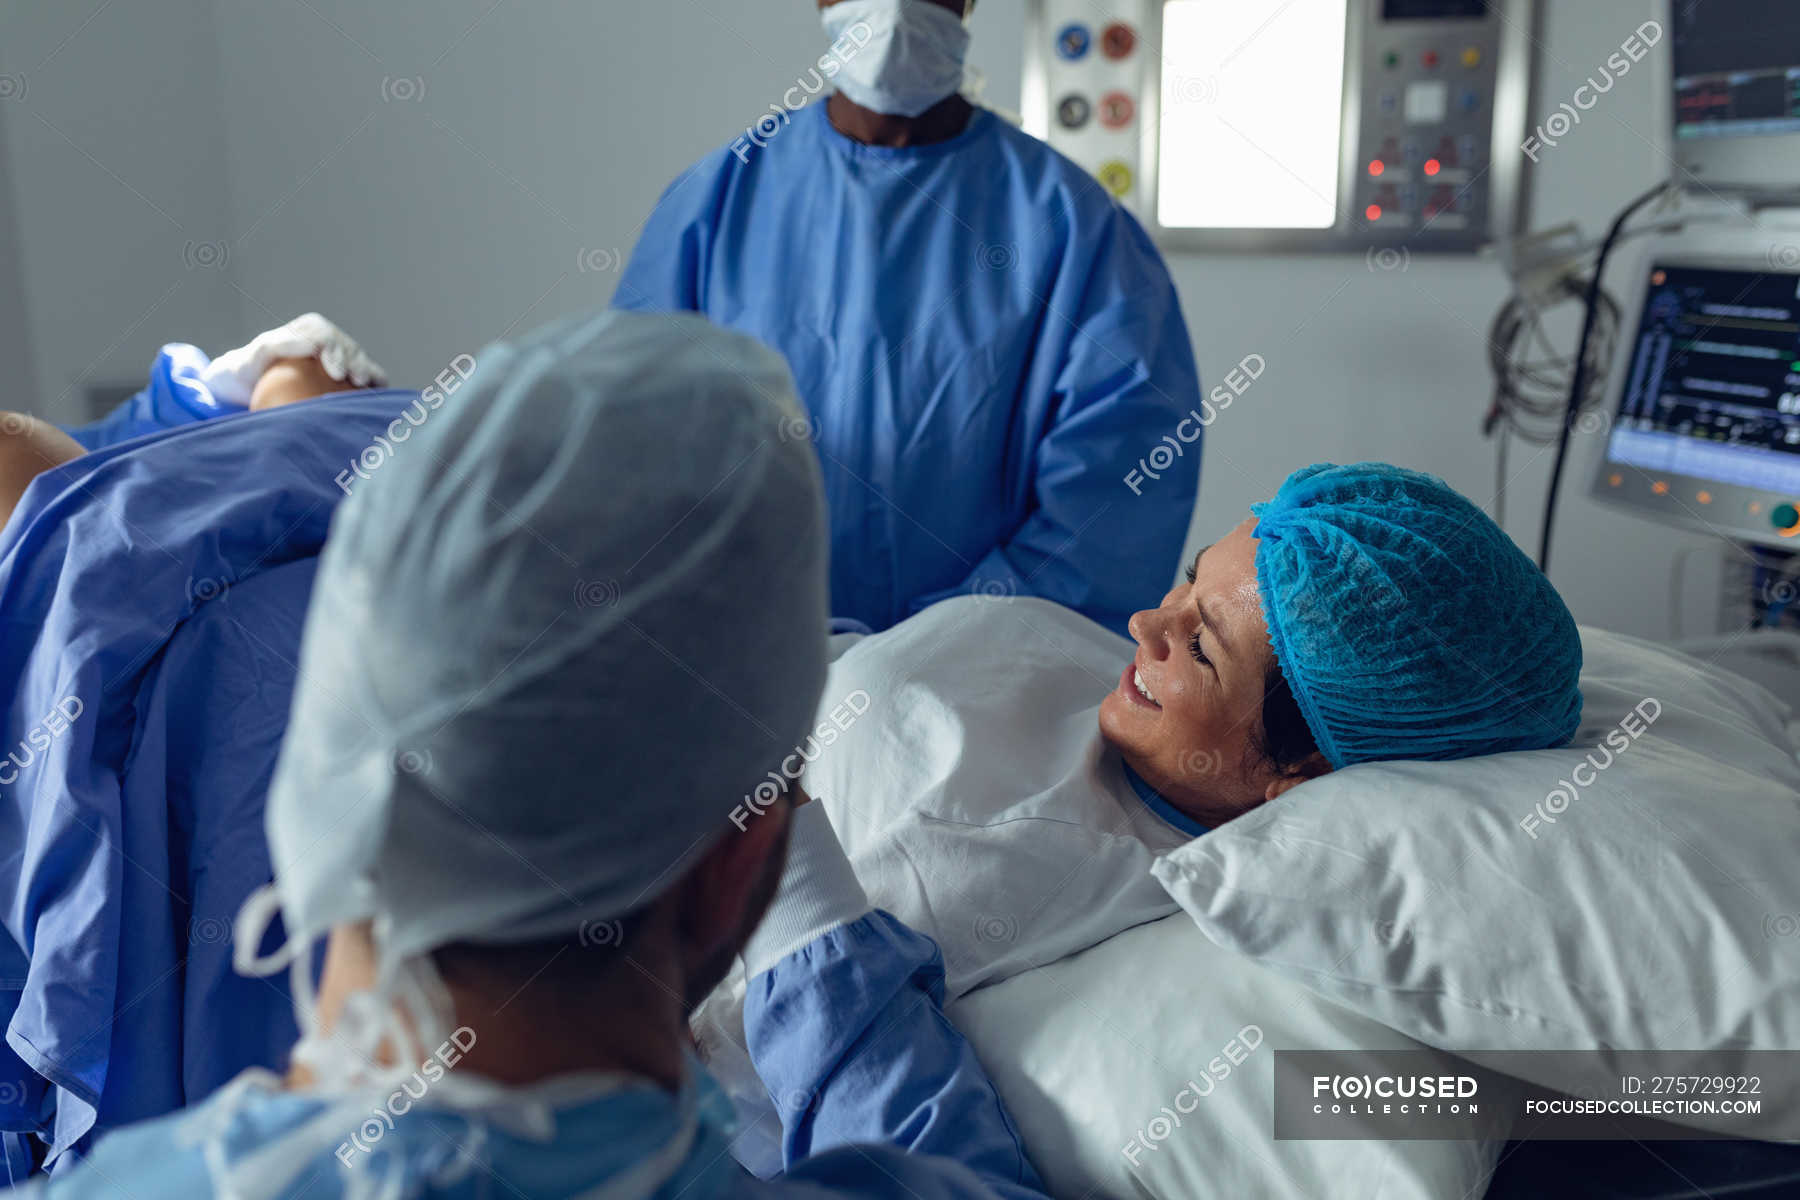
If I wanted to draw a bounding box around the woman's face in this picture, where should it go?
[1098,516,1317,826]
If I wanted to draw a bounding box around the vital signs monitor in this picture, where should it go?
[1593,228,1800,549]
[1672,0,1800,197]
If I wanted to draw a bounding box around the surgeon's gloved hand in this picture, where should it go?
[201,312,388,408]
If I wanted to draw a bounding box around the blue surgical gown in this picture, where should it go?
[35,914,1048,1199]
[617,102,1203,635]
[63,344,243,451]
[0,392,423,1171]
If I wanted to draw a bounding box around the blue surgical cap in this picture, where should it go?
[1251,463,1582,770]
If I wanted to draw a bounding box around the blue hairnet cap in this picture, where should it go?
[1251,463,1582,770]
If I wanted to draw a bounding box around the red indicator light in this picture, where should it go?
[1424,158,1442,176]
[1369,159,1385,177]
[1366,204,1383,221]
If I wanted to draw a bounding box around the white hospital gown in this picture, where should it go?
[700,596,1193,1171]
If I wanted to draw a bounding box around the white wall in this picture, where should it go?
[0,0,241,424]
[0,92,41,413]
[3,0,1727,637]
[206,1,848,385]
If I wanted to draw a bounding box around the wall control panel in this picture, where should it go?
[1024,0,1539,253]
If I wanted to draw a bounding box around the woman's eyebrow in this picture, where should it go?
[1186,543,1213,581]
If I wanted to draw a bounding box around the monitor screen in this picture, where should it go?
[1673,0,1800,140]
[1382,0,1487,19]
[1606,264,1800,496]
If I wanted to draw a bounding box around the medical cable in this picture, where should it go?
[1484,247,1622,533]
[1484,276,1621,450]
[1536,180,1677,574]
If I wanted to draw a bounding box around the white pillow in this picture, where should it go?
[1154,627,1800,1127]
[947,913,1501,1199]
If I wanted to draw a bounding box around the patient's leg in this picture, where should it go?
[251,355,353,412]
[0,413,85,526]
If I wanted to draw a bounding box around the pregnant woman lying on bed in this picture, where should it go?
[699,462,1587,1172]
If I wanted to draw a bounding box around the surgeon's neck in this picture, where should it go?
[437,941,689,1094]
[827,92,974,148]
[292,922,688,1094]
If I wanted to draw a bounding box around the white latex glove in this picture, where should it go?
[201,312,388,407]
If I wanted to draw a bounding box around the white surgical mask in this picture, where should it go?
[822,0,971,119]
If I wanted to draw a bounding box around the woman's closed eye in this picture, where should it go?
[1188,631,1210,666]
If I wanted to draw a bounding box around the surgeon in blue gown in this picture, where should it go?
[617,0,1203,636]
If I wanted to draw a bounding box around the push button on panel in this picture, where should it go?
[1057,94,1092,130]
[1405,81,1449,124]
[1101,22,1138,60]
[1099,91,1136,130]
[1774,502,1800,535]
[1056,23,1092,61]
[1097,160,1135,198]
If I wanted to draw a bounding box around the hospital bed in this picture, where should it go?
[712,596,1800,1200]
[0,391,418,1171]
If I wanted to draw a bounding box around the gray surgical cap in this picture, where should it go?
[254,311,830,970]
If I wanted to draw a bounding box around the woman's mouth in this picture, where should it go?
[1120,662,1161,710]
